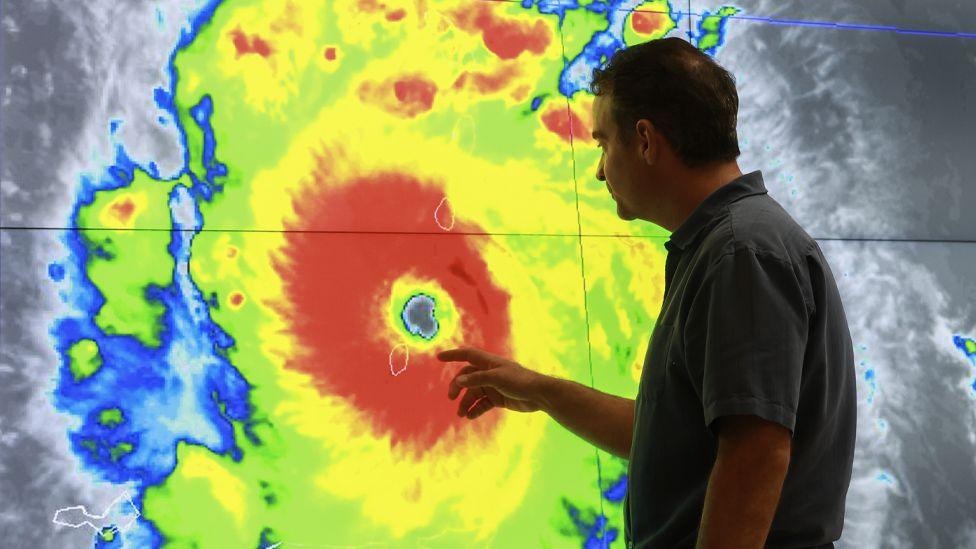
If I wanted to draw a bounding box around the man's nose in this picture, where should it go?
[595,161,605,182]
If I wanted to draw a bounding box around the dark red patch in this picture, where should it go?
[358,75,438,118]
[229,292,244,307]
[324,47,337,61]
[226,246,238,259]
[453,4,550,60]
[541,105,589,144]
[392,76,437,115]
[230,27,274,58]
[385,8,406,21]
[110,199,136,224]
[276,165,511,451]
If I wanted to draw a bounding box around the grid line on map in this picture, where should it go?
[0,225,664,238]
[3,226,976,245]
[557,19,610,538]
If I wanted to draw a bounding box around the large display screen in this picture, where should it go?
[1,0,974,547]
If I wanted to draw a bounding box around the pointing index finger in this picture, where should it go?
[437,347,489,364]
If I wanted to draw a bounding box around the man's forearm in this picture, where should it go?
[534,376,635,459]
[695,416,791,548]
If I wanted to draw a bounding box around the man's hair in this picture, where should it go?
[590,37,740,168]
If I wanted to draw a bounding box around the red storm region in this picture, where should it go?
[276,164,512,452]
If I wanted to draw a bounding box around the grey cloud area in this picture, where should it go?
[707,7,976,546]
[2,0,91,228]
[821,241,976,548]
[0,229,121,548]
[1,0,202,547]
[2,0,191,229]
[709,8,976,242]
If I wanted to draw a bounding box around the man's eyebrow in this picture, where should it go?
[591,129,606,140]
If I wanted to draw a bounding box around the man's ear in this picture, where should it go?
[635,119,657,166]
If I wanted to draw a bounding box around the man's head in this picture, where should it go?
[590,38,740,224]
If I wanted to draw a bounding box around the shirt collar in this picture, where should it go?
[665,170,768,251]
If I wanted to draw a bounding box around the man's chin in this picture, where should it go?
[616,203,638,221]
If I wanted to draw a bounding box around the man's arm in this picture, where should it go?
[438,348,635,459]
[695,414,792,549]
[535,375,635,458]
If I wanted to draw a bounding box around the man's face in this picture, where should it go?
[592,95,643,221]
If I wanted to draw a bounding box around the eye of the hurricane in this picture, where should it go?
[275,165,512,452]
[402,294,439,340]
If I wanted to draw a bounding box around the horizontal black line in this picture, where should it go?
[0,225,668,239]
[1,226,974,244]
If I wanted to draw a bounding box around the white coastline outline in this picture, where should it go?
[434,197,455,231]
[389,344,410,377]
[52,491,141,536]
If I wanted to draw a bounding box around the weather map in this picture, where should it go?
[4,0,975,547]
[37,0,737,546]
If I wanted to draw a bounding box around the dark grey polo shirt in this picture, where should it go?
[624,171,857,548]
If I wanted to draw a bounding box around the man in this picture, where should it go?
[438,38,856,548]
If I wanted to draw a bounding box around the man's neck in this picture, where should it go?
[662,161,743,232]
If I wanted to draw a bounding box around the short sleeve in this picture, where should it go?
[685,248,811,436]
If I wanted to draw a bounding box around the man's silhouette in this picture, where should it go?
[439,38,856,549]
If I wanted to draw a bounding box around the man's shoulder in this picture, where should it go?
[689,194,821,316]
[700,193,818,268]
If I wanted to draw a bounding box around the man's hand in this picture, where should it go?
[437,347,547,419]
[438,346,636,458]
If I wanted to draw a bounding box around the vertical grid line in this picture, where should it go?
[556,20,609,539]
